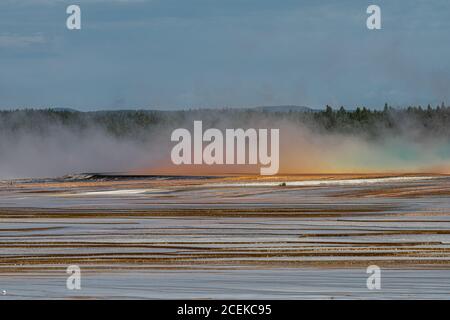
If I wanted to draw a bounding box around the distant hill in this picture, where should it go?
[252,105,316,113]
[50,107,79,112]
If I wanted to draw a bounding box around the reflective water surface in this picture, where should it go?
[1,174,450,299]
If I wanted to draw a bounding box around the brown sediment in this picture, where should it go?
[0,207,398,219]
[2,259,450,275]
[2,174,450,274]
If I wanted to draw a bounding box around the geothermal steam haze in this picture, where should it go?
[1,110,450,179]
[0,0,450,109]
[0,113,171,179]
[0,127,164,179]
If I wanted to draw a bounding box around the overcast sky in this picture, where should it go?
[0,0,449,110]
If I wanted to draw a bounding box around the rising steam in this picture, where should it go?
[1,108,450,179]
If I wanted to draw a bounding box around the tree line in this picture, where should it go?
[1,103,450,140]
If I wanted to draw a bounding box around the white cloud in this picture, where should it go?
[0,33,47,48]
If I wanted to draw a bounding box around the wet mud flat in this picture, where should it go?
[1,174,450,299]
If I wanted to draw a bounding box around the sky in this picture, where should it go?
[0,0,449,111]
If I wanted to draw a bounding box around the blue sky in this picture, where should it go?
[0,0,449,110]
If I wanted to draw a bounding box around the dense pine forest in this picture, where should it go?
[1,103,450,140]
